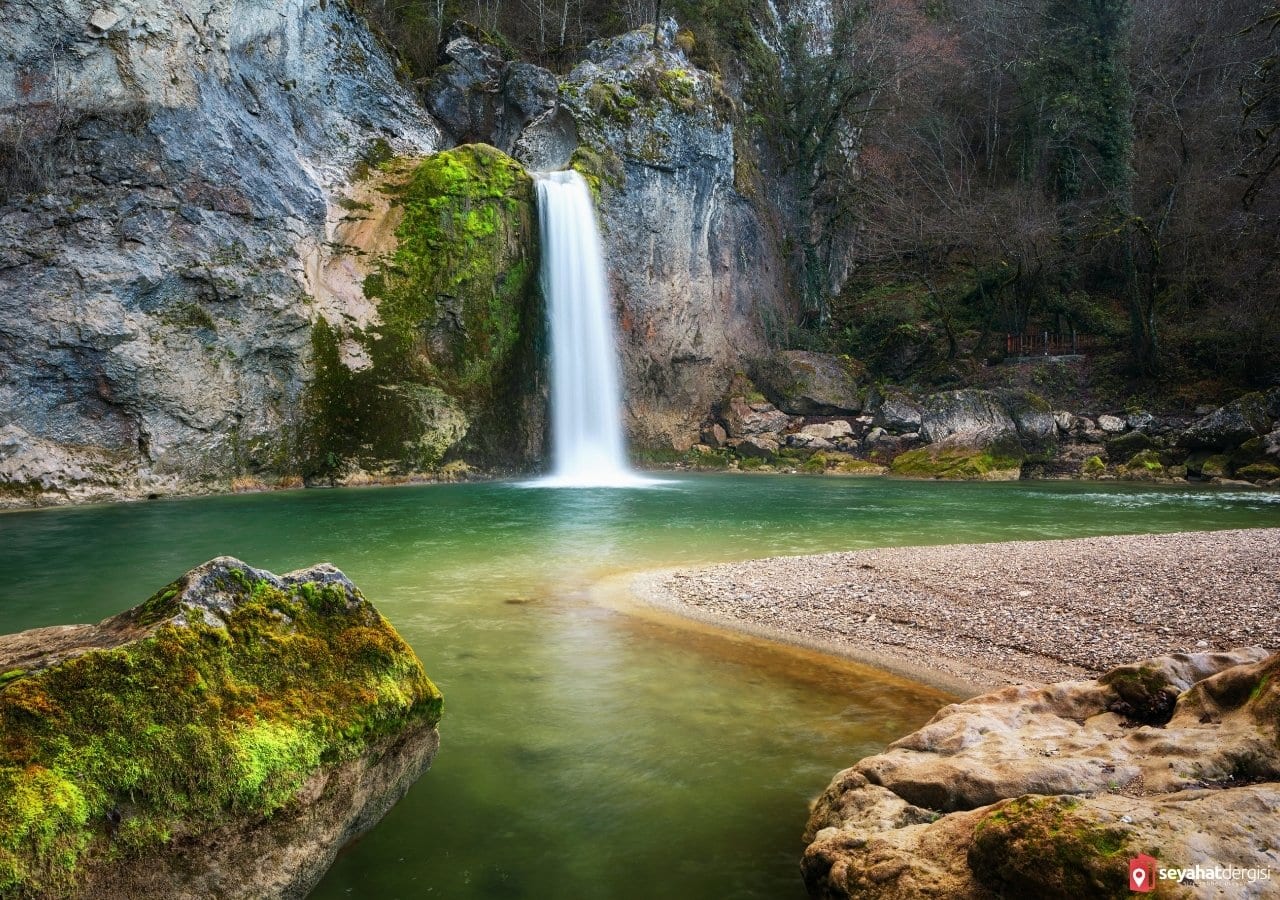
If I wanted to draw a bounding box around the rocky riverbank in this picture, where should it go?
[630,528,1280,692]
[0,557,442,898]
[803,648,1280,899]
[656,362,1280,489]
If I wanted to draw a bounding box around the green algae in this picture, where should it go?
[0,566,441,898]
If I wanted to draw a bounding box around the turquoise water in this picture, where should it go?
[2,476,1278,898]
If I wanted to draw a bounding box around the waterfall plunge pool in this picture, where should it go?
[4,475,1279,898]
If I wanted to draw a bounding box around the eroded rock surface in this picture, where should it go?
[803,650,1280,899]
[561,21,792,450]
[0,557,442,898]
[0,0,440,506]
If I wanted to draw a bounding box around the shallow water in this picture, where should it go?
[3,476,1278,898]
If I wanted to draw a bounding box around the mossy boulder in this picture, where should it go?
[304,143,544,478]
[748,351,864,416]
[0,558,442,899]
[1237,461,1280,482]
[803,649,1280,900]
[1178,390,1273,451]
[1120,449,1167,481]
[1104,429,1156,460]
[891,447,1022,481]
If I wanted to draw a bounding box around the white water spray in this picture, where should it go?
[535,171,649,488]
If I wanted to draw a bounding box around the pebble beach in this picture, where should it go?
[629,528,1280,693]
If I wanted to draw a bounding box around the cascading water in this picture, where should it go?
[535,170,651,488]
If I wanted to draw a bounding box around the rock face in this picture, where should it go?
[0,557,442,899]
[803,649,1280,899]
[306,144,546,477]
[561,21,793,450]
[0,0,440,506]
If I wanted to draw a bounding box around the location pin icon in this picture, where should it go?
[1133,869,1145,887]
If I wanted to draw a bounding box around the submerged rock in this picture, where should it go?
[803,649,1279,899]
[0,558,442,899]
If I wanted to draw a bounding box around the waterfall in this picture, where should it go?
[535,171,648,488]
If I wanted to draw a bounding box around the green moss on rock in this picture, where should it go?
[0,559,441,898]
[303,144,542,476]
[890,447,1022,481]
[968,796,1134,899]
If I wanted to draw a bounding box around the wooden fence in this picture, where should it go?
[1004,332,1097,358]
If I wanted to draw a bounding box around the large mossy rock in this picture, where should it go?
[802,649,1280,899]
[749,351,864,416]
[1178,390,1276,451]
[0,558,442,899]
[304,143,545,477]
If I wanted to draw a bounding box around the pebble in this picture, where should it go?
[637,529,1280,687]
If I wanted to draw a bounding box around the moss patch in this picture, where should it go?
[968,796,1134,899]
[303,144,541,476]
[0,563,441,897]
[890,447,1022,481]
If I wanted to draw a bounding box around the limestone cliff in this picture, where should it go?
[0,0,439,506]
[562,22,793,450]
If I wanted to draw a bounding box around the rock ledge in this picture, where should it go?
[803,650,1280,899]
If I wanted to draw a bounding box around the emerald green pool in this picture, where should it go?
[3,476,1278,898]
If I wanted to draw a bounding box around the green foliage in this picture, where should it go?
[0,567,441,897]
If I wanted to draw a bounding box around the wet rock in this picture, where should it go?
[560,22,789,449]
[0,557,442,898]
[750,351,863,416]
[512,105,579,171]
[803,649,1280,900]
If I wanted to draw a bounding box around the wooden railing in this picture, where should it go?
[1004,332,1096,358]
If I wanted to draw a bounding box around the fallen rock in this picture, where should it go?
[0,558,442,899]
[1179,391,1274,451]
[920,391,1019,451]
[724,396,793,438]
[1097,414,1127,434]
[803,649,1280,899]
[802,421,854,441]
[875,393,926,433]
[734,435,780,459]
[889,446,1022,481]
[750,351,863,416]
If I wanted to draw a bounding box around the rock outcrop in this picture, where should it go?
[0,557,442,898]
[0,0,440,506]
[803,649,1280,899]
[561,21,793,450]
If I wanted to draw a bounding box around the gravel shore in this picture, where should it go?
[628,528,1280,694]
